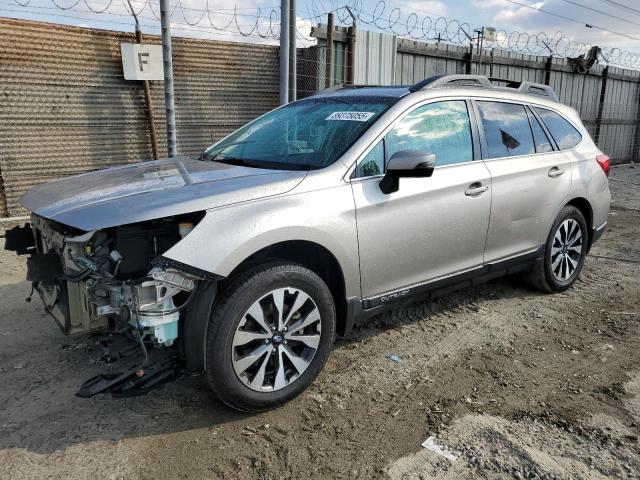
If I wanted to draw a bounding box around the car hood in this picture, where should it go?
[20,157,307,230]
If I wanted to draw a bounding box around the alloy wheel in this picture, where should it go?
[231,287,322,392]
[550,218,583,282]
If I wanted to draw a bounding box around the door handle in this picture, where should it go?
[465,182,489,197]
[548,166,565,178]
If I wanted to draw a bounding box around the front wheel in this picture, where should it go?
[204,262,335,411]
[525,205,588,292]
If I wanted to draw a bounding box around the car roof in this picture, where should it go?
[313,75,561,104]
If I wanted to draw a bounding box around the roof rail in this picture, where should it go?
[409,74,559,102]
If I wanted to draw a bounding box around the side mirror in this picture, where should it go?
[379,150,436,194]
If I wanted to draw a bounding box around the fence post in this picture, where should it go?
[0,164,7,218]
[347,25,356,84]
[135,30,159,160]
[544,55,552,86]
[141,76,159,160]
[488,48,494,78]
[279,0,290,105]
[325,13,334,88]
[465,44,472,75]
[594,66,609,146]
[126,0,158,159]
[288,0,296,101]
[391,35,398,84]
[631,77,640,162]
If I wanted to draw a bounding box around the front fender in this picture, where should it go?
[163,185,361,297]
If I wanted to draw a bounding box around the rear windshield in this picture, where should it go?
[201,96,396,170]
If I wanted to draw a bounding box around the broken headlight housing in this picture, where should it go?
[27,214,204,346]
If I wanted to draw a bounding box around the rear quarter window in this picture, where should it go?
[526,107,554,153]
[533,107,582,150]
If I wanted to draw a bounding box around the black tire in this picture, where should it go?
[525,205,588,292]
[204,262,335,412]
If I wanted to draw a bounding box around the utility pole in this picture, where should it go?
[288,0,296,101]
[279,0,290,105]
[160,0,177,157]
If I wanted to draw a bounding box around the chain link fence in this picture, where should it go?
[0,17,279,217]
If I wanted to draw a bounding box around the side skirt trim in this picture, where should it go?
[362,245,544,313]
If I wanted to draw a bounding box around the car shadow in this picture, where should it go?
[344,273,544,343]
[0,274,548,454]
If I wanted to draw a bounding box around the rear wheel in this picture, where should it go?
[525,205,588,292]
[205,262,335,411]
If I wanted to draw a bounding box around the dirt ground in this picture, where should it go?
[0,165,638,480]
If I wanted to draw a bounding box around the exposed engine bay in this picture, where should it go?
[15,212,205,349]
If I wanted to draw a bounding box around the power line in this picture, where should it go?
[597,0,640,17]
[499,0,640,41]
[555,0,640,27]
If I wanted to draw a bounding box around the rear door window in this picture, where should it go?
[477,101,535,159]
[526,107,554,153]
[533,107,582,150]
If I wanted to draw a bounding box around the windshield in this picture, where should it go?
[201,96,396,170]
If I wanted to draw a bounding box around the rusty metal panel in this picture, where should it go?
[0,17,279,217]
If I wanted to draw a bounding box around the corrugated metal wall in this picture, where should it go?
[355,29,397,85]
[396,41,467,82]
[0,17,279,217]
[597,67,640,162]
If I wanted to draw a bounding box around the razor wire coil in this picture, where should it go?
[6,0,640,69]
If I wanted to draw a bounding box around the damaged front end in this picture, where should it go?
[9,213,206,349]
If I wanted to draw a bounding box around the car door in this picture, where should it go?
[475,100,572,263]
[350,99,492,301]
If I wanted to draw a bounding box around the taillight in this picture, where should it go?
[596,154,610,177]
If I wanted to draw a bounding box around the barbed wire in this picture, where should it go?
[343,0,640,69]
[4,0,640,69]
[9,0,282,37]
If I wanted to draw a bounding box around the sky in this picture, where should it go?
[1,0,639,55]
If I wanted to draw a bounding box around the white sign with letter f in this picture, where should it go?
[121,43,164,81]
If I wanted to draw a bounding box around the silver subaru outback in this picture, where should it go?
[7,75,610,411]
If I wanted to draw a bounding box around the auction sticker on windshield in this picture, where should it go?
[325,111,375,122]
